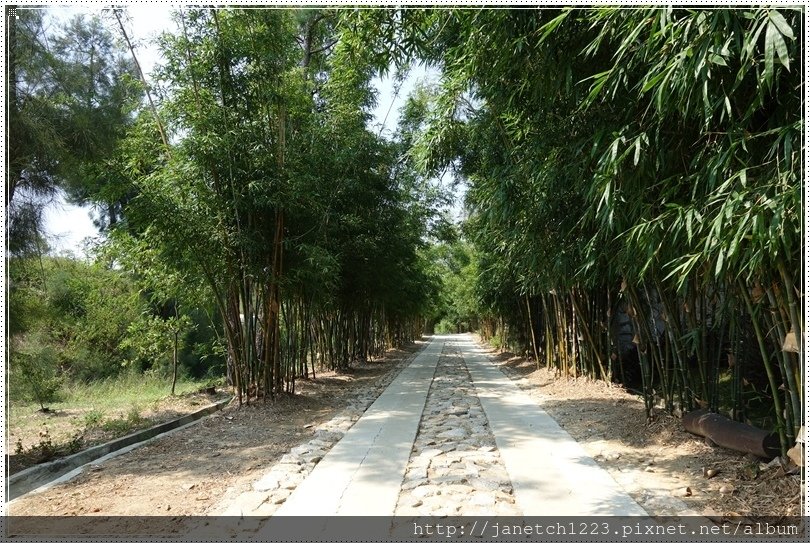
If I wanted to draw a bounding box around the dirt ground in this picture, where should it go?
[8,389,232,475]
[7,336,802,535]
[8,341,425,535]
[487,345,803,522]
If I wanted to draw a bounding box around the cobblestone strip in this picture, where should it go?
[213,345,426,517]
[394,341,521,516]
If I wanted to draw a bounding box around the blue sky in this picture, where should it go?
[40,5,443,257]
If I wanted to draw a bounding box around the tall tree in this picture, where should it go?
[6,9,140,254]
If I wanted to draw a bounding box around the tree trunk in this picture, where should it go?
[7,6,18,207]
[171,329,179,395]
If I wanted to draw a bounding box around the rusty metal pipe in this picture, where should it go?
[682,409,781,459]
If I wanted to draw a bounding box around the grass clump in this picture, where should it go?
[83,409,104,428]
[61,372,202,409]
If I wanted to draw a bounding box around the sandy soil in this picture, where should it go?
[487,345,802,521]
[8,341,425,535]
[7,336,801,536]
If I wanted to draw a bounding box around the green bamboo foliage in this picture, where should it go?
[106,7,440,403]
[345,7,801,450]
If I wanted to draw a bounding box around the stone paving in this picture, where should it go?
[213,350,418,517]
[394,342,520,516]
[220,337,524,519]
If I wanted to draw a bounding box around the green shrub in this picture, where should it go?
[435,318,457,334]
[9,337,63,408]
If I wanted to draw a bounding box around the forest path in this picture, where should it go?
[272,336,445,515]
[268,334,645,518]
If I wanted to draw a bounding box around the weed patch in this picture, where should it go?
[8,374,227,475]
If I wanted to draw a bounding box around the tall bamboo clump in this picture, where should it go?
[513,272,801,453]
[119,8,437,405]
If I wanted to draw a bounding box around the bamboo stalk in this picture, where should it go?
[707,286,725,414]
[642,283,671,410]
[728,301,744,422]
[765,285,797,442]
[626,285,654,419]
[526,293,541,368]
[739,278,789,454]
[776,262,803,429]
[605,285,614,382]
[113,9,170,154]
[685,284,709,406]
[699,282,710,406]
[571,288,607,381]
[656,276,692,411]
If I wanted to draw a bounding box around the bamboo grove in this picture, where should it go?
[38,8,443,404]
[6,7,803,452]
[342,7,803,452]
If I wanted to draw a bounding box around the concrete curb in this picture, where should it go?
[9,397,232,500]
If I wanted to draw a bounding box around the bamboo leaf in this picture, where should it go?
[685,209,694,242]
[771,22,791,70]
[702,79,711,121]
[768,10,795,40]
[728,209,750,259]
[538,11,570,43]
[715,247,725,277]
[763,21,777,80]
[640,70,667,93]
[581,70,611,108]
[744,20,762,59]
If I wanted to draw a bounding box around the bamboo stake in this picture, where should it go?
[113,9,170,154]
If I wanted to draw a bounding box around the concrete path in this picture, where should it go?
[270,333,645,517]
[460,334,646,515]
[273,337,444,515]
